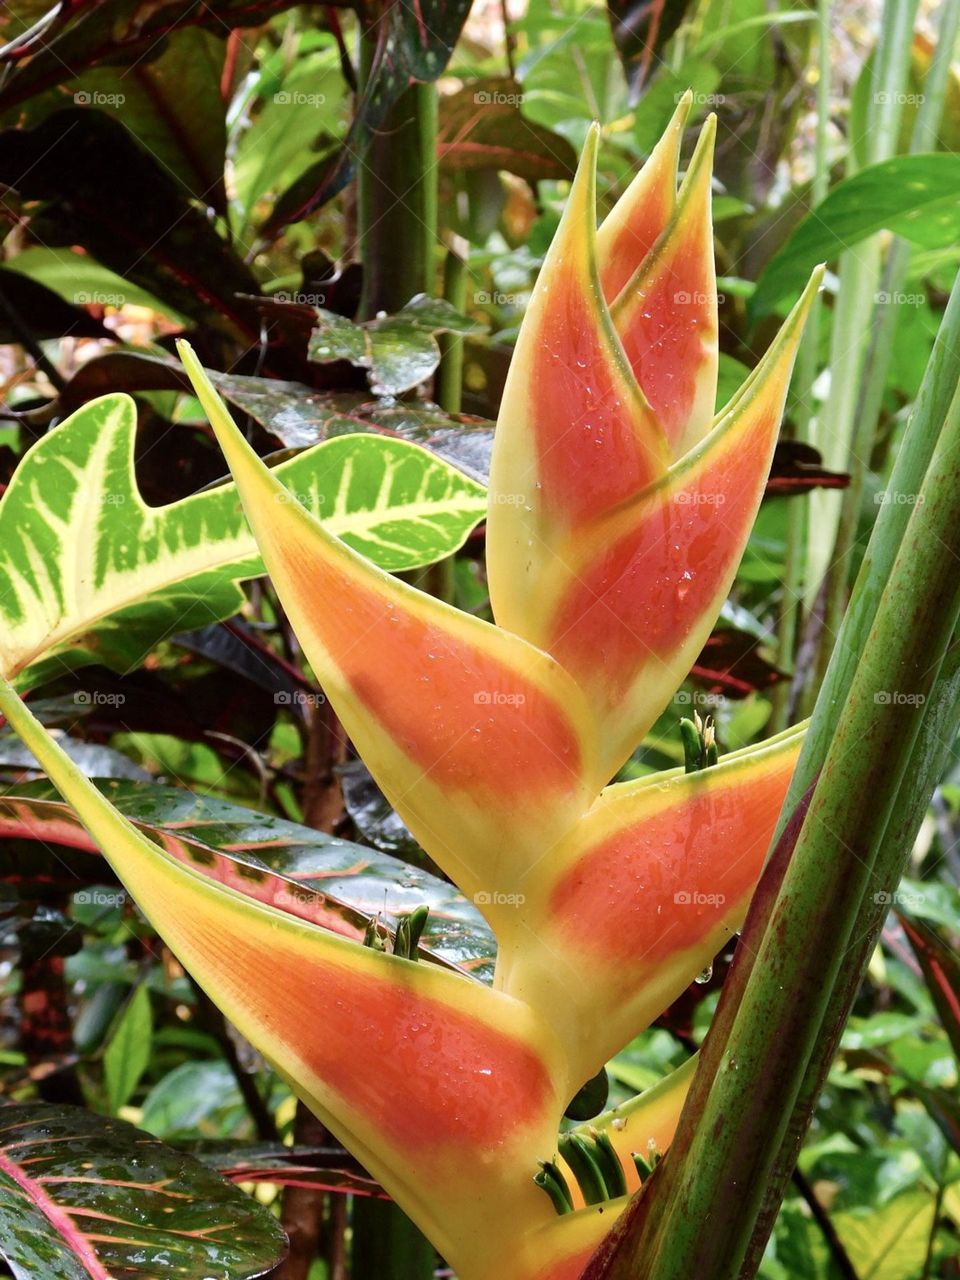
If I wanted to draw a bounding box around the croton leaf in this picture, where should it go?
[0,110,261,343]
[0,394,485,688]
[0,779,496,978]
[196,1142,389,1198]
[0,0,321,110]
[436,78,577,181]
[308,295,483,396]
[0,1103,287,1280]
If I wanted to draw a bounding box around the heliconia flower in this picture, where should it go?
[0,106,822,1280]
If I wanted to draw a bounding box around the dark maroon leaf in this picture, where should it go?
[765,440,850,497]
[0,0,338,113]
[0,110,262,343]
[437,78,576,180]
[607,0,693,99]
[897,911,960,1063]
[690,627,787,699]
[195,1142,388,1198]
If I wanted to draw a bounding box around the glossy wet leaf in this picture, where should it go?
[0,1103,287,1279]
[0,780,497,979]
[308,296,483,395]
[0,394,485,687]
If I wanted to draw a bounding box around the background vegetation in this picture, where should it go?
[0,0,959,1276]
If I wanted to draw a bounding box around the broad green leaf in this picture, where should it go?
[4,247,184,320]
[0,1104,286,1279]
[835,1189,938,1280]
[0,779,497,979]
[103,981,152,1112]
[752,154,960,315]
[309,295,483,395]
[0,394,486,686]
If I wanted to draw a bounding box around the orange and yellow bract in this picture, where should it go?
[0,102,821,1280]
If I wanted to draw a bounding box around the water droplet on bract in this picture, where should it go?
[695,964,713,985]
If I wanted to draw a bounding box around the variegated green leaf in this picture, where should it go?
[0,1104,287,1280]
[0,394,486,687]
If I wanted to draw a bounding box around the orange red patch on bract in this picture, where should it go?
[547,749,800,967]
[529,266,664,529]
[189,901,555,1154]
[282,531,585,802]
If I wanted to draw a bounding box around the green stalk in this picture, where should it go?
[813,0,960,696]
[803,0,919,627]
[351,1196,436,1280]
[436,242,468,413]
[784,269,960,824]
[357,31,438,318]
[739,629,960,1275]
[591,371,960,1280]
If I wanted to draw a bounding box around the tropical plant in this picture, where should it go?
[0,106,822,1277]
